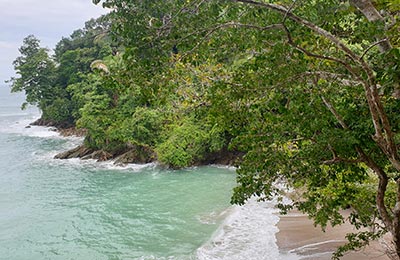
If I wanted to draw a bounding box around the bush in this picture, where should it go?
[42,98,73,124]
[123,107,163,145]
[156,120,226,168]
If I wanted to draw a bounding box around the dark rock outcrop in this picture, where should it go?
[31,118,73,129]
[58,127,87,137]
[81,150,113,161]
[54,144,157,164]
[54,145,95,159]
[30,117,86,137]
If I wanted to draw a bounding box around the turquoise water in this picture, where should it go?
[0,86,298,260]
[0,86,237,260]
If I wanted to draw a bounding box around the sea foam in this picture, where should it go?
[49,155,156,173]
[196,198,299,260]
[0,115,61,138]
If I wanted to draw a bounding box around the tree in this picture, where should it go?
[8,35,56,110]
[9,15,117,127]
[51,14,115,126]
[221,1,400,258]
[93,0,400,258]
[54,15,114,87]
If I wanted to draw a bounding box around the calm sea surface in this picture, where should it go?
[0,85,296,260]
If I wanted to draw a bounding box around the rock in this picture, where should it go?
[114,145,156,165]
[54,145,94,159]
[81,150,113,162]
[54,143,154,164]
[25,125,31,129]
[58,127,87,137]
[30,117,74,129]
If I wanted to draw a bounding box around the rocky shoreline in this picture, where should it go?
[54,143,157,165]
[30,118,74,130]
[54,142,243,168]
[42,117,243,168]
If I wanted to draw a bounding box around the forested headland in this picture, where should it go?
[7,0,400,258]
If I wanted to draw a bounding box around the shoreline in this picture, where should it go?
[276,210,390,260]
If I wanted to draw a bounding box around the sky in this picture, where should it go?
[0,0,109,84]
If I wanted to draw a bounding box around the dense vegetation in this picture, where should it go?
[9,0,400,258]
[9,15,115,127]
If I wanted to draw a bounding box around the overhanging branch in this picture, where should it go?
[361,39,390,60]
[232,0,360,62]
[182,22,283,57]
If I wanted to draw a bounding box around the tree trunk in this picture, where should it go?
[350,2,400,258]
[394,220,400,259]
[393,181,400,259]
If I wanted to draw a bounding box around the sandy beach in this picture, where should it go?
[276,211,390,260]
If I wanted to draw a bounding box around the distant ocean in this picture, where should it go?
[0,85,298,260]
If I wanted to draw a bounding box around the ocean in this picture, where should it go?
[0,85,297,260]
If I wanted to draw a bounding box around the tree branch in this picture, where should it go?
[349,0,392,52]
[181,22,283,57]
[279,24,367,87]
[323,155,363,165]
[304,71,362,87]
[357,147,393,233]
[282,0,298,24]
[361,39,390,60]
[232,0,360,62]
[321,95,348,129]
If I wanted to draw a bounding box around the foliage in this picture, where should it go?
[114,107,164,146]
[9,15,114,127]
[156,120,208,168]
[91,0,400,258]
[156,118,225,168]
[42,97,73,123]
[8,35,56,110]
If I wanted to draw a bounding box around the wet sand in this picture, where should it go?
[276,211,390,260]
